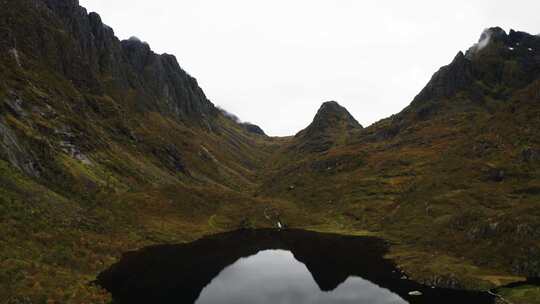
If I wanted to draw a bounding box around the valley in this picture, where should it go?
[1,1,539,303]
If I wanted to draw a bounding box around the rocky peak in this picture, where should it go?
[405,27,540,119]
[42,0,87,18]
[12,0,218,125]
[473,27,507,50]
[467,27,540,57]
[121,37,153,72]
[294,101,362,152]
[467,28,540,88]
[306,101,362,133]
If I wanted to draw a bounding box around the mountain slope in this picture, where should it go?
[0,1,281,302]
[1,2,540,303]
[260,27,540,299]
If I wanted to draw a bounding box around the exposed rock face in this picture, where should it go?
[294,101,362,152]
[121,39,215,122]
[240,123,267,136]
[0,119,41,177]
[2,0,216,123]
[0,0,265,191]
[408,27,540,108]
[300,101,362,136]
[151,144,187,174]
[467,27,540,90]
[391,27,540,135]
[412,51,474,105]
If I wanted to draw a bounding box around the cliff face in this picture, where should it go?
[120,38,216,122]
[400,27,540,122]
[412,51,474,105]
[1,0,216,123]
[0,0,268,184]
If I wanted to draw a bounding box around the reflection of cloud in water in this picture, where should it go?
[196,250,407,304]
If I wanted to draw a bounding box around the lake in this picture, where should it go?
[96,229,494,304]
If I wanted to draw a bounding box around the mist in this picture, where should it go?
[470,29,493,54]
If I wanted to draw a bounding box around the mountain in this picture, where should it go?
[293,101,362,152]
[402,27,540,121]
[0,1,275,302]
[0,1,539,303]
[259,27,540,302]
[241,122,267,136]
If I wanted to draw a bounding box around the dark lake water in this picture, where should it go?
[96,229,494,304]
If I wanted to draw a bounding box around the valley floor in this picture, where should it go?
[2,177,539,304]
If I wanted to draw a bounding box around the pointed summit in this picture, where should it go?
[298,101,362,138]
[315,101,361,125]
[401,26,540,123]
[294,101,362,152]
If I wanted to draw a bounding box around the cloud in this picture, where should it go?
[469,28,493,54]
[216,106,241,123]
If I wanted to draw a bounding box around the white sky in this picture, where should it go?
[79,0,540,136]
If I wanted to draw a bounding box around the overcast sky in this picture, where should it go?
[79,0,540,136]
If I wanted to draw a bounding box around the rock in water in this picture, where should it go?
[408,291,423,296]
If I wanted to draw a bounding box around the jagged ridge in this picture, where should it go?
[2,0,216,123]
[1,3,540,302]
[407,27,540,117]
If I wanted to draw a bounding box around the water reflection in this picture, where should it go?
[97,229,493,304]
[197,249,406,304]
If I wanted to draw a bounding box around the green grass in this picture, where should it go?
[498,284,540,304]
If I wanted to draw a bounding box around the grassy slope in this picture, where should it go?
[0,65,283,302]
[0,14,279,301]
[257,82,540,303]
[2,69,538,303]
[1,2,539,303]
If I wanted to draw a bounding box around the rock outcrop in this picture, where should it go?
[412,51,474,105]
[294,101,362,152]
[2,0,217,124]
[240,123,267,136]
[391,27,540,133]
